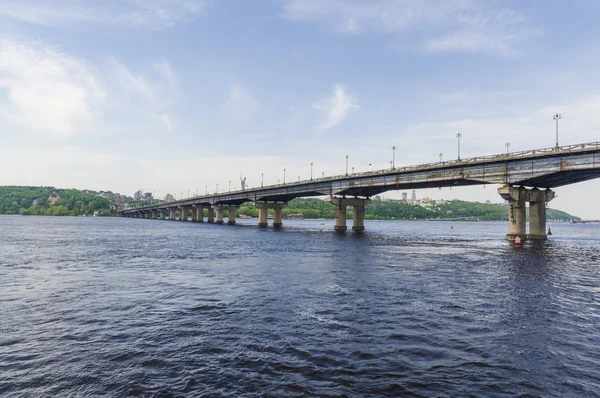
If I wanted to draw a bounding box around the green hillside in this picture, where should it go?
[0,186,114,216]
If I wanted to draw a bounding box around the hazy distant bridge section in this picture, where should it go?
[121,141,600,240]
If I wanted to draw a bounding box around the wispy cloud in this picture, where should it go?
[281,0,541,55]
[0,38,105,140]
[108,57,180,132]
[222,84,259,121]
[313,85,358,130]
[0,0,210,29]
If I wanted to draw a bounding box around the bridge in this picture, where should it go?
[121,141,600,241]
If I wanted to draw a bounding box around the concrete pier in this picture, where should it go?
[207,207,215,223]
[255,203,288,228]
[527,188,556,240]
[214,206,224,224]
[257,205,268,228]
[179,207,189,221]
[498,186,527,241]
[329,197,372,232]
[227,207,237,225]
[498,185,555,241]
[193,205,204,222]
[169,209,176,220]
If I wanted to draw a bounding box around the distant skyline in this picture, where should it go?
[1,1,600,218]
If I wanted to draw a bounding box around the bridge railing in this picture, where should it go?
[124,140,600,210]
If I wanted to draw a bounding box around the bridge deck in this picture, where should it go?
[122,141,600,214]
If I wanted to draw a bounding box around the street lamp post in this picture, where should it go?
[439,153,443,163]
[505,142,511,154]
[352,166,355,174]
[261,173,264,188]
[283,169,286,184]
[216,184,218,194]
[456,133,463,160]
[229,180,231,192]
[205,186,208,195]
[392,146,396,169]
[345,155,349,176]
[553,113,562,149]
[390,161,393,170]
[310,162,313,181]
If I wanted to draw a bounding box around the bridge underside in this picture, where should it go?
[515,170,600,188]
[335,179,485,197]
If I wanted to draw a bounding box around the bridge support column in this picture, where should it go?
[158,210,165,220]
[193,206,204,222]
[257,205,268,228]
[498,186,555,241]
[329,197,372,232]
[528,188,556,240]
[207,207,215,223]
[498,186,527,241]
[273,206,284,228]
[255,203,288,228]
[353,203,366,231]
[169,209,176,220]
[178,207,188,221]
[214,206,224,224]
[227,207,237,225]
[151,211,157,219]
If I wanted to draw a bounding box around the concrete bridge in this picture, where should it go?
[121,141,600,240]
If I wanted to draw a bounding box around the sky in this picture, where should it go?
[1,0,600,218]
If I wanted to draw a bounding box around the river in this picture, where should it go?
[1,216,599,396]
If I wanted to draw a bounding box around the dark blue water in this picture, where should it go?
[1,216,599,397]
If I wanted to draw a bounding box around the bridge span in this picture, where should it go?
[121,141,600,240]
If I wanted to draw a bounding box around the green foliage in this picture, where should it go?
[0,186,114,216]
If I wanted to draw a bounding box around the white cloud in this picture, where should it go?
[221,84,259,122]
[0,0,209,29]
[107,57,179,133]
[0,38,105,140]
[313,85,358,130]
[281,0,541,55]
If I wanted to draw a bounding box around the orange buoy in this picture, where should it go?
[515,236,521,245]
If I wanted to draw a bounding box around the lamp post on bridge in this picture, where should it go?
[261,173,264,188]
[229,180,231,192]
[216,184,218,194]
[352,166,355,174]
[389,161,393,170]
[439,153,443,163]
[310,162,313,181]
[456,133,463,160]
[505,142,511,154]
[345,155,349,176]
[283,169,286,185]
[205,186,208,195]
[553,113,562,149]
[392,146,396,169]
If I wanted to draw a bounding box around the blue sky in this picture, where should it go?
[1,0,600,217]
